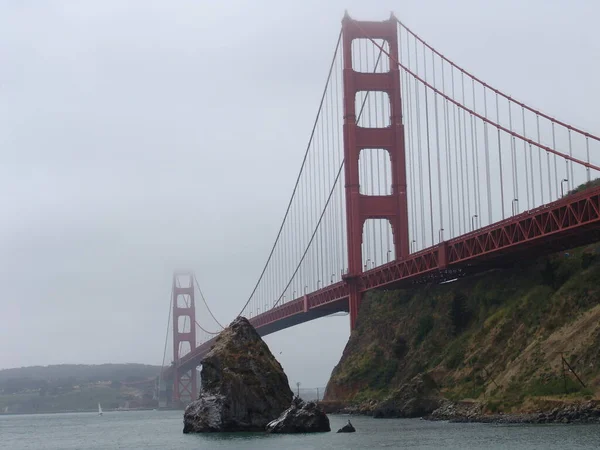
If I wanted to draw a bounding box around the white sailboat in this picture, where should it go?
[98,403,103,416]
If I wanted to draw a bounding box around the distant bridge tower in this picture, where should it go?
[341,14,409,330]
[172,272,198,406]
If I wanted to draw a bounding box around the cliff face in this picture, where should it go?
[324,242,600,413]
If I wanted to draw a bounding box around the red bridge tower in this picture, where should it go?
[172,272,197,405]
[342,14,410,329]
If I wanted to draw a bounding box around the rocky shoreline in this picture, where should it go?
[427,400,600,424]
[321,399,600,425]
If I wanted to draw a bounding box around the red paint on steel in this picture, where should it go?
[168,185,600,380]
[165,16,600,403]
[341,14,410,330]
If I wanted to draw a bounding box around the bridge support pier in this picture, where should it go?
[342,14,409,331]
[348,281,361,331]
[157,377,172,408]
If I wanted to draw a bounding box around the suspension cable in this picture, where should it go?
[236,30,343,317]
[270,43,385,308]
[272,162,344,308]
[193,273,224,329]
[354,28,600,171]
[159,283,174,380]
[394,17,600,141]
[175,276,220,337]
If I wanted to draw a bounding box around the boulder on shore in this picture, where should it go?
[266,396,331,433]
[337,419,356,433]
[183,316,293,433]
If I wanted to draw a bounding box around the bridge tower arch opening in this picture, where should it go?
[342,14,410,330]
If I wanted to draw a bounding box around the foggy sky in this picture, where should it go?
[1,0,598,388]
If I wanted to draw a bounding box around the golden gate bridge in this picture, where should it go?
[156,13,600,407]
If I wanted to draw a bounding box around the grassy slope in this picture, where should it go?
[325,242,600,412]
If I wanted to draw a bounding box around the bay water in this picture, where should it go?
[1,410,599,449]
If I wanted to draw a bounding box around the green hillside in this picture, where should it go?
[324,241,600,414]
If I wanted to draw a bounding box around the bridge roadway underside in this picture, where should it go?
[167,185,600,379]
[172,298,349,375]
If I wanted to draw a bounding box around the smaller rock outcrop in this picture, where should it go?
[266,397,331,433]
[183,316,293,433]
[337,419,356,433]
[372,373,441,418]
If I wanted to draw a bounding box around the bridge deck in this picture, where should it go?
[168,185,600,376]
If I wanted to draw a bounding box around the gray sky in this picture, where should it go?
[1,0,598,387]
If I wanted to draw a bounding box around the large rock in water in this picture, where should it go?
[266,396,330,433]
[183,316,293,433]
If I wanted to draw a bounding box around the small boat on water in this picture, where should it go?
[98,403,103,416]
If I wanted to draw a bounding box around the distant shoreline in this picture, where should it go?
[0,407,164,417]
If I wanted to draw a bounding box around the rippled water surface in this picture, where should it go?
[2,410,600,449]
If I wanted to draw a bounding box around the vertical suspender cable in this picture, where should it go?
[536,115,546,203]
[508,100,518,211]
[431,50,444,240]
[460,73,470,229]
[422,41,435,245]
[442,62,454,236]
[495,93,505,219]
[568,129,574,191]
[451,69,462,233]
[586,137,591,182]
[471,79,481,223]
[552,123,559,197]
[521,107,531,210]
[482,86,492,224]
[414,40,425,248]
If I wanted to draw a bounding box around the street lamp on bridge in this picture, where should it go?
[512,198,519,216]
[561,178,569,197]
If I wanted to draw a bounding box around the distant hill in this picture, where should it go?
[0,363,161,385]
[0,364,162,414]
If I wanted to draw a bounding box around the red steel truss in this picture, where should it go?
[168,186,600,378]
